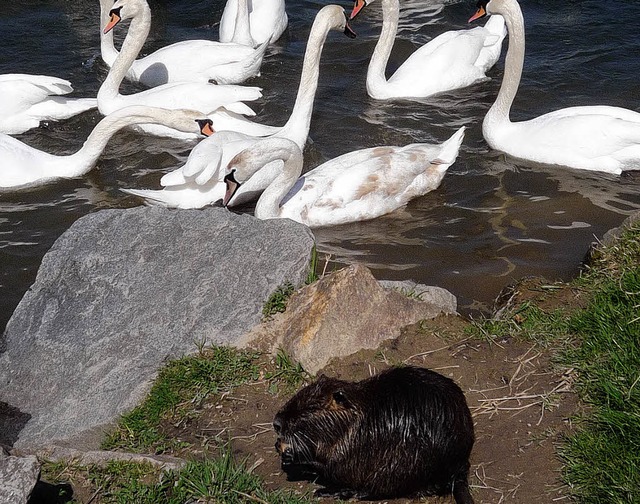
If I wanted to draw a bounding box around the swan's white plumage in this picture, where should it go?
[99,0,268,86]
[122,4,352,207]
[225,128,465,227]
[98,0,265,140]
[219,0,288,45]
[353,0,506,100]
[0,74,97,134]
[474,0,640,174]
[0,106,210,190]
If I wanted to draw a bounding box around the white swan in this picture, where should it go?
[350,0,506,100]
[219,0,288,46]
[470,0,640,174]
[0,74,97,135]
[122,4,357,208]
[99,0,269,87]
[222,128,465,227]
[0,106,213,190]
[98,0,268,140]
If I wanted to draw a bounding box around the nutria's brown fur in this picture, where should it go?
[273,366,475,503]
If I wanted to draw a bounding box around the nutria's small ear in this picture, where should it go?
[317,374,328,382]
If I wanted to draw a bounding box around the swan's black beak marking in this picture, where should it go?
[223,170,241,207]
[343,13,357,38]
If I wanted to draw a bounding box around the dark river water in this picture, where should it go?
[1,0,640,332]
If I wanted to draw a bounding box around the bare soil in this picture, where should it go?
[163,278,581,504]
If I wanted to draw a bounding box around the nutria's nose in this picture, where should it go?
[273,418,283,434]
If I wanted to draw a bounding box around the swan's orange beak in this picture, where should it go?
[350,0,367,20]
[469,6,487,23]
[104,9,122,34]
[196,119,215,137]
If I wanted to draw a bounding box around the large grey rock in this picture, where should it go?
[0,453,40,504]
[0,207,314,448]
[241,264,457,373]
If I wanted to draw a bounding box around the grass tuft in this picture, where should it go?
[266,349,310,394]
[262,282,295,320]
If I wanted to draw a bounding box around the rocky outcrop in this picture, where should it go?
[241,264,457,373]
[0,207,314,448]
[0,451,40,504]
[601,210,640,247]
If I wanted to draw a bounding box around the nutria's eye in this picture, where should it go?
[333,390,348,405]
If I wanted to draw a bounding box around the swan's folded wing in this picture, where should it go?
[0,74,73,95]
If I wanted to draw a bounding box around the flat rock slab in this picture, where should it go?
[241,264,457,373]
[0,207,314,448]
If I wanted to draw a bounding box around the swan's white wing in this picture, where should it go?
[496,108,640,173]
[0,74,73,94]
[133,40,267,86]
[122,180,226,209]
[0,134,61,189]
[0,76,96,134]
[281,140,459,227]
[386,29,491,97]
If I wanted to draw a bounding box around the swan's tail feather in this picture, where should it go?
[207,40,269,85]
[221,102,257,117]
[121,188,173,207]
[434,127,465,166]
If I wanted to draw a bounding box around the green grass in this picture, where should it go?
[266,349,310,394]
[467,300,571,346]
[306,245,319,285]
[262,282,295,320]
[42,452,314,504]
[558,256,640,503]
[102,346,260,453]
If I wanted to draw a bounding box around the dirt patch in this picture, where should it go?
[157,281,580,503]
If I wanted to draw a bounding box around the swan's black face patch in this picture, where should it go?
[195,119,214,137]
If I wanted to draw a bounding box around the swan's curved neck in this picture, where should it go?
[367,0,399,91]
[98,5,151,102]
[63,111,149,176]
[231,0,254,46]
[485,0,525,128]
[99,0,119,67]
[64,109,192,177]
[278,13,336,148]
[254,142,304,219]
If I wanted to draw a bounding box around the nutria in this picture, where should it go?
[273,365,475,503]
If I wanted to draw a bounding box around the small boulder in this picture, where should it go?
[0,453,40,504]
[241,264,457,373]
[0,207,315,448]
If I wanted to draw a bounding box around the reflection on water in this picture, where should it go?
[1,0,640,332]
